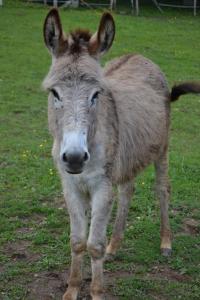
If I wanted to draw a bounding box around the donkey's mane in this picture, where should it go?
[69,29,92,54]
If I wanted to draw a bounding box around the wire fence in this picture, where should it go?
[26,0,110,8]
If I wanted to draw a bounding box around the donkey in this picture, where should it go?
[43,9,200,300]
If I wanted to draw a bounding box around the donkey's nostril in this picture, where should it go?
[61,151,89,167]
[84,152,89,162]
[62,153,68,162]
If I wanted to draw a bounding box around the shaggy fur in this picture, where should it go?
[43,9,200,300]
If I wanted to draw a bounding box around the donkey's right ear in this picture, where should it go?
[89,13,115,57]
[43,9,67,57]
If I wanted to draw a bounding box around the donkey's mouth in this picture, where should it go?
[66,169,83,175]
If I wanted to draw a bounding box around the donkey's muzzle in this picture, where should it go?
[60,130,90,174]
[62,150,89,174]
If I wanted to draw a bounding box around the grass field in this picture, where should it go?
[0,1,200,299]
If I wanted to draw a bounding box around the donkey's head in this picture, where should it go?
[43,9,115,174]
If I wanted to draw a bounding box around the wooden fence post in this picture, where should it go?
[53,0,58,7]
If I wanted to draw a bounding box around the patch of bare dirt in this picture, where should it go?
[19,213,45,224]
[147,265,191,282]
[105,269,132,279]
[149,291,167,300]
[26,270,118,300]
[14,214,48,238]
[4,240,40,263]
[15,226,34,235]
[181,218,200,235]
[27,271,67,300]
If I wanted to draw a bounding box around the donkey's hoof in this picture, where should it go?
[92,295,105,300]
[62,294,76,300]
[62,294,74,300]
[63,287,78,300]
[161,248,172,257]
[104,253,115,262]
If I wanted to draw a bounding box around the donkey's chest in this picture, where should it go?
[70,166,106,196]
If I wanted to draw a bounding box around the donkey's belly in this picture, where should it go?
[113,142,163,184]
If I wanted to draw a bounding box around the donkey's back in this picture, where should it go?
[104,53,169,96]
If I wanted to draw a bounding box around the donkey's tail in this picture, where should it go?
[171,82,200,102]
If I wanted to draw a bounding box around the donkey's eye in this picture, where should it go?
[50,89,63,109]
[51,89,60,101]
[90,91,99,107]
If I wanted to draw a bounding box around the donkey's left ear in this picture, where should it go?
[89,13,115,57]
[43,9,67,57]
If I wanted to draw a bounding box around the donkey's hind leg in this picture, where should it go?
[155,152,172,256]
[106,181,134,260]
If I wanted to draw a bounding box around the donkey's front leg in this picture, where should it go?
[87,181,113,300]
[62,187,88,300]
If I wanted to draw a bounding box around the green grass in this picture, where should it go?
[0,1,200,299]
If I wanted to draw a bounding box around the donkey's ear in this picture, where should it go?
[43,9,67,56]
[89,13,115,57]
